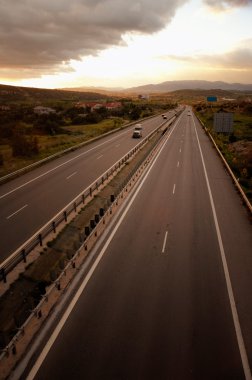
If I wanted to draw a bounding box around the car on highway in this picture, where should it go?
[134,123,143,131]
[132,123,143,138]
[162,114,167,119]
[132,129,142,138]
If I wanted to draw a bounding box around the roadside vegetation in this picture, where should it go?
[0,83,251,354]
[0,86,175,177]
[194,100,252,201]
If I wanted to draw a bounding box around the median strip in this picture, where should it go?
[0,120,176,379]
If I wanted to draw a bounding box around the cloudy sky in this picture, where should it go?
[0,0,252,89]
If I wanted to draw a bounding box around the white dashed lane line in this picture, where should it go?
[7,204,28,220]
[162,231,168,254]
[66,172,77,180]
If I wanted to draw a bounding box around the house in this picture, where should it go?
[34,106,56,115]
[105,102,122,110]
[75,101,122,112]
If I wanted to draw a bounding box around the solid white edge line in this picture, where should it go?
[27,110,183,380]
[162,231,168,253]
[193,117,251,380]
[0,132,129,200]
[173,184,176,194]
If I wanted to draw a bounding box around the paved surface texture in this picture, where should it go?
[0,113,172,261]
[22,109,252,380]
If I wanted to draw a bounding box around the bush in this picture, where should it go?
[229,134,237,143]
[11,132,39,157]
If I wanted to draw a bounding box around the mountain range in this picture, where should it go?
[65,80,252,94]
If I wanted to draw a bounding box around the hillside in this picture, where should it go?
[0,84,109,104]
[62,80,252,96]
[125,80,252,94]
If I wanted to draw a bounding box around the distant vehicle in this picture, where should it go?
[134,123,143,131]
[162,114,167,119]
[132,129,142,138]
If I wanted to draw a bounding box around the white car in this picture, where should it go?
[134,123,143,131]
[132,129,142,138]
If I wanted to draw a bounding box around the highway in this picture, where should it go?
[0,112,175,262]
[23,109,252,380]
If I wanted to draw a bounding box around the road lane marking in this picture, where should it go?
[177,161,180,168]
[66,172,77,180]
[173,184,176,194]
[97,155,103,160]
[0,133,129,200]
[7,204,28,220]
[162,231,168,253]
[179,148,182,153]
[193,119,252,380]
[26,108,184,380]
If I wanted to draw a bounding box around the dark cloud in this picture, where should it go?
[203,0,252,11]
[0,0,187,76]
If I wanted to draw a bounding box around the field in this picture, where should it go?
[0,118,126,178]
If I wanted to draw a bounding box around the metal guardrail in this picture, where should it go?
[0,113,162,185]
[196,116,252,215]
[0,116,175,282]
[0,119,176,376]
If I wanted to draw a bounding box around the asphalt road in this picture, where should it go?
[24,108,252,380]
[0,112,175,262]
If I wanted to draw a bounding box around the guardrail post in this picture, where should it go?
[64,211,67,222]
[90,220,96,229]
[1,268,7,283]
[89,188,92,197]
[74,202,77,212]
[82,194,85,204]
[22,249,26,263]
[52,221,56,233]
[39,234,43,246]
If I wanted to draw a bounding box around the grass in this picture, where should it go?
[196,108,252,201]
[0,118,127,178]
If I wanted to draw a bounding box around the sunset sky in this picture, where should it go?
[0,0,252,89]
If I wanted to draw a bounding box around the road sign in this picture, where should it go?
[214,113,233,133]
[207,96,217,102]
